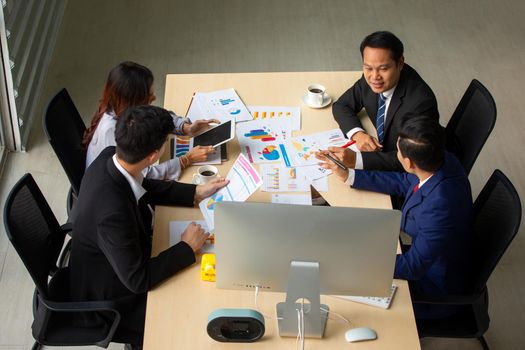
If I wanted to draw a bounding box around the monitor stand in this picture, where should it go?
[276,261,329,338]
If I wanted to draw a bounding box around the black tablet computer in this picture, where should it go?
[192,120,235,148]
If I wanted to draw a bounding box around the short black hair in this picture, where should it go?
[360,31,404,62]
[115,105,174,164]
[398,115,445,172]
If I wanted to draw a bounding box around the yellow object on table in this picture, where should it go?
[201,253,216,282]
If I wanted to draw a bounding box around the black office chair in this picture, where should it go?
[3,173,121,349]
[413,169,521,350]
[445,79,497,175]
[43,88,86,217]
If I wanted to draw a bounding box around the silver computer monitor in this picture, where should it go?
[214,201,400,338]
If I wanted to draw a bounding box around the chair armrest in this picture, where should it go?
[40,297,121,348]
[57,239,71,268]
[42,298,120,313]
[411,289,486,306]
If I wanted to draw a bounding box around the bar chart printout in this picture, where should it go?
[260,164,328,192]
[171,135,221,165]
[248,105,301,131]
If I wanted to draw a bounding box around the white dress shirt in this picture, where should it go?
[86,110,189,180]
[111,154,146,203]
[112,154,155,227]
[346,86,397,169]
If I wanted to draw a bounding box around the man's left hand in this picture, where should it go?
[326,147,357,168]
[194,177,229,203]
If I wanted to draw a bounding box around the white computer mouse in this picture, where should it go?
[344,327,377,342]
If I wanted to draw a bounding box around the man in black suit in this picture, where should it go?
[69,106,228,349]
[332,31,439,171]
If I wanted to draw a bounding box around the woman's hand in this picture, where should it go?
[185,119,221,137]
[186,146,215,164]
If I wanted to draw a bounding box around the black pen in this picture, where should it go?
[322,152,347,170]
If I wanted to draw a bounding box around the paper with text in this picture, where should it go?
[283,129,347,167]
[260,163,328,192]
[271,194,312,206]
[248,105,301,131]
[169,220,214,253]
[186,88,252,123]
[236,118,292,165]
[199,154,263,230]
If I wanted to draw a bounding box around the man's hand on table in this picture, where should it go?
[353,131,382,152]
[194,177,229,204]
[181,222,209,253]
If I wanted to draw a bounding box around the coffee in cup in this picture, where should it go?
[307,84,326,106]
[193,165,219,184]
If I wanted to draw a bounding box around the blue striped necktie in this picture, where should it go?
[376,93,386,144]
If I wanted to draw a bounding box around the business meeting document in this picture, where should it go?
[236,118,292,165]
[199,153,263,231]
[169,220,214,253]
[300,164,332,181]
[186,88,252,123]
[260,163,328,192]
[271,194,312,206]
[247,105,301,131]
[171,136,221,165]
[282,128,348,167]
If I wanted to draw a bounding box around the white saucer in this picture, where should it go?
[302,93,332,109]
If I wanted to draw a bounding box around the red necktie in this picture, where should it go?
[413,184,419,193]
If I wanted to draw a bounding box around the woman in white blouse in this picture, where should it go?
[82,61,216,180]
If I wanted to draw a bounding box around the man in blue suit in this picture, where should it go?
[317,115,473,318]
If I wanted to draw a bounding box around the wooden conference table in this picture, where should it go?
[143,72,420,349]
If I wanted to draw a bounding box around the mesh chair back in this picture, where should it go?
[43,88,86,195]
[445,79,496,175]
[3,174,66,298]
[471,169,521,292]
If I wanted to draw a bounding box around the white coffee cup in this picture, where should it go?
[307,84,326,106]
[192,165,219,185]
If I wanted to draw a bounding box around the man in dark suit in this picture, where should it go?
[332,31,439,171]
[69,106,228,349]
[317,116,473,319]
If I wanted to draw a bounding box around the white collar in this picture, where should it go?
[107,109,117,118]
[381,85,396,99]
[418,174,433,189]
[112,154,146,203]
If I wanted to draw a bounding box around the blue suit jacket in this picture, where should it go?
[353,153,473,297]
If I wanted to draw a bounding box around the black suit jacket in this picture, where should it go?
[333,64,439,171]
[69,146,197,344]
